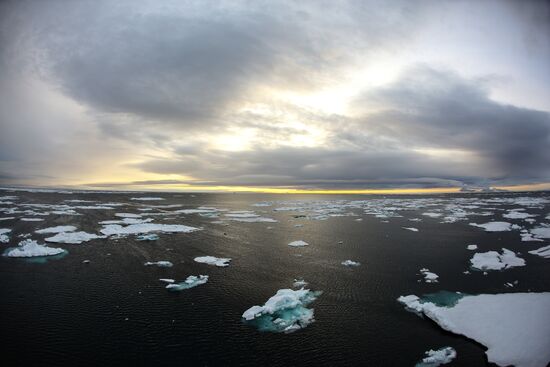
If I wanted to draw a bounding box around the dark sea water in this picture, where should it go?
[0,190,549,366]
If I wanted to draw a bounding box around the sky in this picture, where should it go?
[0,0,549,193]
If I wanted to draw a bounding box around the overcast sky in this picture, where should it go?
[1,0,549,192]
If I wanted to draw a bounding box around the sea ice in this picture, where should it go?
[159,278,175,283]
[242,288,322,333]
[165,275,208,290]
[115,213,142,218]
[528,245,550,259]
[20,218,44,222]
[130,197,165,201]
[288,240,309,247]
[341,260,361,266]
[398,292,550,367]
[415,347,457,367]
[136,233,159,241]
[403,227,419,232]
[293,279,308,287]
[144,261,173,267]
[35,225,77,234]
[469,221,513,232]
[0,228,11,243]
[470,248,525,271]
[45,231,105,244]
[0,217,15,221]
[467,244,478,250]
[194,256,231,267]
[502,211,536,220]
[530,225,550,239]
[4,239,65,258]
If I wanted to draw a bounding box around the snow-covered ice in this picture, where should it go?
[194,256,231,267]
[242,288,322,333]
[341,260,360,266]
[35,225,77,234]
[469,221,513,232]
[470,248,525,271]
[398,292,550,367]
[166,275,208,291]
[467,244,478,250]
[100,223,200,236]
[0,228,11,243]
[144,261,173,267]
[420,268,439,283]
[45,231,105,244]
[159,278,175,283]
[288,240,309,247]
[528,245,550,259]
[415,347,456,367]
[3,239,66,258]
[530,225,550,239]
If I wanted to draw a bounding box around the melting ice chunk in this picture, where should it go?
[194,256,231,267]
[415,347,457,367]
[242,288,322,333]
[341,260,361,266]
[144,261,173,267]
[166,275,208,291]
[470,248,525,271]
[3,239,66,258]
[45,231,105,244]
[288,240,309,247]
[35,225,77,234]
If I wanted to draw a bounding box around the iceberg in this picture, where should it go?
[470,248,525,271]
[242,288,322,333]
[4,239,66,258]
[341,260,361,266]
[165,275,208,291]
[398,292,550,367]
[45,231,105,244]
[288,240,309,247]
[194,256,231,267]
[35,225,77,234]
[415,347,456,367]
[144,261,173,267]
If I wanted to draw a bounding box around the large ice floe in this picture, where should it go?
[242,288,322,333]
[165,275,208,291]
[3,239,66,258]
[469,248,525,271]
[415,346,456,367]
[35,225,77,234]
[288,240,309,247]
[0,228,11,243]
[469,221,515,232]
[45,231,105,244]
[194,256,231,267]
[398,292,550,367]
[100,223,199,236]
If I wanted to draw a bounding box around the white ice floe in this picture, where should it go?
[520,230,544,242]
[242,288,322,333]
[0,228,12,243]
[470,248,525,271]
[166,275,208,290]
[0,217,15,221]
[144,261,173,267]
[293,279,308,287]
[45,231,105,244]
[530,225,550,239]
[100,223,200,236]
[415,346,456,367]
[502,210,536,220]
[100,217,153,225]
[403,227,419,232]
[194,256,231,267]
[115,213,142,218]
[528,245,550,259]
[35,225,77,234]
[469,221,514,232]
[341,260,361,266]
[467,244,478,250]
[398,292,550,367]
[422,212,442,218]
[20,218,44,222]
[288,240,309,247]
[130,197,165,201]
[420,268,439,283]
[3,239,65,258]
[159,278,175,283]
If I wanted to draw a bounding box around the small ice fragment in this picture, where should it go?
[288,240,309,247]
[166,275,208,291]
[403,227,419,232]
[341,260,360,266]
[415,346,457,367]
[194,256,231,267]
[136,233,159,241]
[144,261,173,267]
[159,278,175,283]
[467,244,478,250]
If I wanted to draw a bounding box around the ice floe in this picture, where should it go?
[159,278,175,283]
[419,268,439,283]
[0,228,11,243]
[194,256,231,267]
[20,218,44,222]
[403,227,419,232]
[3,239,66,258]
[35,225,77,234]
[415,347,456,367]
[502,210,536,220]
[288,240,309,247]
[242,288,322,333]
[45,231,105,244]
[130,197,165,201]
[341,260,360,266]
[144,261,173,267]
[398,292,550,367]
[530,225,550,239]
[293,279,308,287]
[470,248,525,271]
[528,245,550,259]
[165,275,208,291]
[469,221,514,232]
[100,223,200,236]
[136,233,159,241]
[0,217,15,221]
[466,244,478,250]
